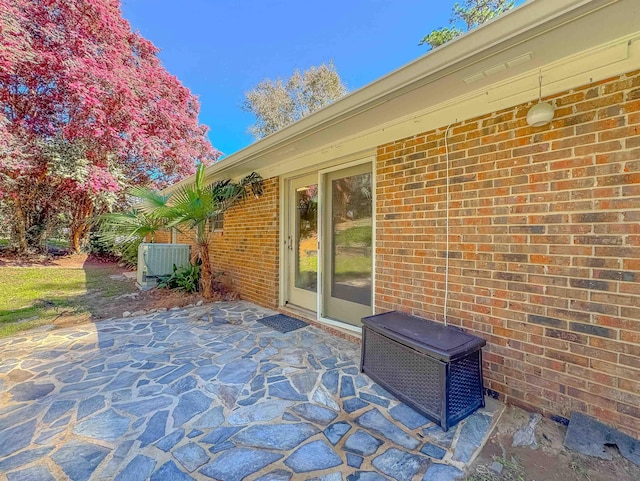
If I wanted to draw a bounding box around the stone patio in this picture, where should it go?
[0,301,502,481]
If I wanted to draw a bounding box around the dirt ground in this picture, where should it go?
[467,405,640,481]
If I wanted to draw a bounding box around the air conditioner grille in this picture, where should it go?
[137,243,190,288]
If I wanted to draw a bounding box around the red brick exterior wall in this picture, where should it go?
[376,70,640,438]
[210,177,280,308]
[152,231,171,243]
[155,177,280,309]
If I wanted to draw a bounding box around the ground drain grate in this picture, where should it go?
[257,314,308,333]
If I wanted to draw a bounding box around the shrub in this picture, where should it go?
[87,230,113,256]
[115,241,141,267]
[87,229,138,265]
[157,263,201,293]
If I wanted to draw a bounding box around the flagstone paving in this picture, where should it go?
[0,301,501,480]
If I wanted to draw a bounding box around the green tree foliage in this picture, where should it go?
[243,62,348,139]
[419,0,515,49]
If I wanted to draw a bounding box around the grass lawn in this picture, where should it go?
[299,253,371,277]
[47,238,70,249]
[335,225,372,247]
[0,262,134,338]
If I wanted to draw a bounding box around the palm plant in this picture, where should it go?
[166,164,263,299]
[98,164,263,299]
[97,187,172,263]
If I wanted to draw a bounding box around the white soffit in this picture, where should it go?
[485,41,630,103]
[463,52,534,84]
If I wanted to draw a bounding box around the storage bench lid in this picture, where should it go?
[362,311,486,362]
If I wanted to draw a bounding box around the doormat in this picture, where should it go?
[257,314,308,333]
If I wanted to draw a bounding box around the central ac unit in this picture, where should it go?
[137,243,191,289]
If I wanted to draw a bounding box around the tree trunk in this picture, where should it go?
[70,226,84,254]
[31,208,50,253]
[194,223,214,299]
[13,200,28,255]
[69,195,94,254]
[198,241,214,299]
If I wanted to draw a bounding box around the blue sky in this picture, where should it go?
[121,1,483,157]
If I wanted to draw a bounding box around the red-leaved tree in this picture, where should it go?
[0,0,218,253]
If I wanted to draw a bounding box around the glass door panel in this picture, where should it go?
[287,174,318,311]
[295,184,318,292]
[331,173,372,305]
[323,164,373,326]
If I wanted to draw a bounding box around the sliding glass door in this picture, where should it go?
[285,163,373,327]
[322,164,373,326]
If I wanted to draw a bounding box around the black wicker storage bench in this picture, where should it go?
[360,311,486,431]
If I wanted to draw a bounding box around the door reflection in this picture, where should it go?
[331,172,372,306]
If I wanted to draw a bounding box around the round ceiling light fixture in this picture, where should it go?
[526,72,555,127]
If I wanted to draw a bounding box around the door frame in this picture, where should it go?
[279,157,376,333]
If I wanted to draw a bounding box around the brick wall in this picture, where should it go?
[153,231,171,243]
[155,177,280,309]
[210,177,280,308]
[376,70,640,438]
